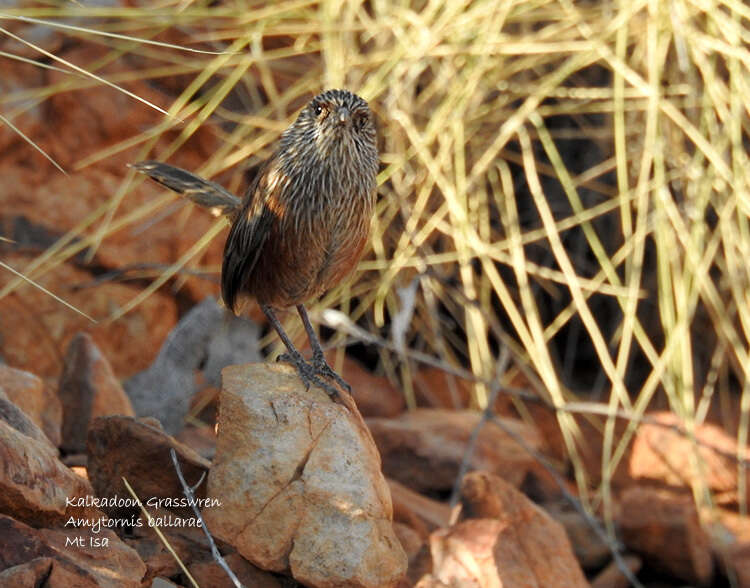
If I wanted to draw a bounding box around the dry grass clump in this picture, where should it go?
[1,0,749,520]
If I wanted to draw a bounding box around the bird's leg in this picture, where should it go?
[262,305,340,398]
[296,304,352,393]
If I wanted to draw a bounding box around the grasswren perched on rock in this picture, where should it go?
[135,89,379,397]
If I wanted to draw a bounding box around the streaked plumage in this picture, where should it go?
[135,89,379,398]
[221,89,378,312]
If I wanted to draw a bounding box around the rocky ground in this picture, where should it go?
[0,314,748,587]
[1,24,749,588]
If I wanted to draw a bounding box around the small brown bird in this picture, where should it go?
[134,89,379,396]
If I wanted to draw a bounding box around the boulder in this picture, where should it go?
[86,416,210,519]
[0,411,97,527]
[204,362,407,588]
[367,409,543,493]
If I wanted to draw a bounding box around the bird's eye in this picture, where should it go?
[354,112,368,130]
[314,104,325,117]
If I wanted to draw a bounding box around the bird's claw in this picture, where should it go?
[311,353,352,393]
[277,352,341,399]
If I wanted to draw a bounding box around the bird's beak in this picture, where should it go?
[337,107,351,125]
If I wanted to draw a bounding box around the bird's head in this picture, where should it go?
[280,89,378,181]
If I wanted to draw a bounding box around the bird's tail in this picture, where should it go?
[132,161,242,216]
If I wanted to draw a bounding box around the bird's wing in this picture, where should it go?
[220,157,279,313]
[132,161,242,215]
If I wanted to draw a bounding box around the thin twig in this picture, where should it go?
[70,263,218,290]
[322,307,750,469]
[0,260,97,322]
[170,448,244,588]
[319,308,536,401]
[448,347,511,515]
[0,113,67,174]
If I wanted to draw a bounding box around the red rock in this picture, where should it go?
[127,536,180,584]
[59,332,134,453]
[0,557,54,586]
[125,507,213,584]
[86,416,210,519]
[412,367,472,409]
[329,352,405,417]
[7,559,97,588]
[175,423,217,461]
[508,403,633,487]
[0,388,57,452]
[0,364,62,446]
[544,500,611,570]
[0,19,65,61]
[0,40,225,303]
[388,478,451,537]
[0,42,229,382]
[0,51,47,154]
[418,516,588,588]
[0,253,177,381]
[0,414,98,527]
[505,400,569,464]
[411,367,529,415]
[393,522,430,588]
[618,486,713,586]
[0,514,145,587]
[367,408,543,493]
[454,471,588,587]
[188,552,284,588]
[498,401,637,490]
[590,555,642,588]
[405,544,433,588]
[204,362,407,588]
[727,542,750,587]
[39,526,146,587]
[630,411,749,505]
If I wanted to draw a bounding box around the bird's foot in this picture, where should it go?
[277,352,341,399]
[310,352,352,394]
